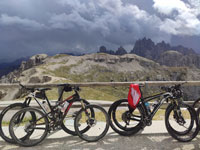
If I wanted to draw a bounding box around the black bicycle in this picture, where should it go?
[0,84,50,144]
[0,83,92,143]
[108,84,199,142]
[8,84,109,147]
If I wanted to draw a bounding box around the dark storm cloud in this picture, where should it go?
[0,0,199,61]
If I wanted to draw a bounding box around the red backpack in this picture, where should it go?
[128,84,141,109]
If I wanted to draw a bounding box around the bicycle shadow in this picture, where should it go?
[0,131,200,150]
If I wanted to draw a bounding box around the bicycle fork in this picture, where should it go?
[173,105,186,126]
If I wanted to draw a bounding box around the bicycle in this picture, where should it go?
[108,84,199,142]
[0,85,49,144]
[8,84,110,146]
[0,83,90,143]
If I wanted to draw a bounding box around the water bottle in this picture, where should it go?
[61,101,69,113]
[42,101,50,113]
[145,102,151,115]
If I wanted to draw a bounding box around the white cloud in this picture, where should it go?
[153,0,188,15]
[153,0,200,36]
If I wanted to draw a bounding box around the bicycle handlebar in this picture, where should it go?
[161,84,183,99]
[19,83,35,92]
[57,83,81,92]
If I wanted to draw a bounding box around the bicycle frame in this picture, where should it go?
[30,87,86,129]
[17,85,84,130]
[139,91,172,121]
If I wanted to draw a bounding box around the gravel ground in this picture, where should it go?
[0,120,200,150]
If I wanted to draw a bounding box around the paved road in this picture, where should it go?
[0,121,200,150]
[0,100,200,150]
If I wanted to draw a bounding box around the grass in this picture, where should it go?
[2,117,46,126]
[53,54,69,59]
[15,55,191,103]
[44,64,137,101]
[2,121,10,126]
[33,62,169,102]
[113,109,190,121]
[78,110,108,122]
[44,86,126,101]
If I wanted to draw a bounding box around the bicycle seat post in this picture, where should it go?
[58,86,64,101]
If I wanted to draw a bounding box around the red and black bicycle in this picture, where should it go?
[0,84,110,147]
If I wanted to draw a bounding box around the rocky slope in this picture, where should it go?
[1,53,200,101]
[130,38,200,68]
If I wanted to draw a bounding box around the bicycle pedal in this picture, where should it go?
[146,121,152,126]
[72,111,79,117]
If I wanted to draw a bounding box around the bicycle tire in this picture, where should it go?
[165,103,194,136]
[196,107,200,130]
[108,99,144,136]
[61,99,93,136]
[0,103,26,143]
[165,102,199,142]
[9,107,49,147]
[74,104,109,142]
[192,98,200,109]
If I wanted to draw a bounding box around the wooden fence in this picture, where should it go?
[0,81,200,108]
[1,81,200,88]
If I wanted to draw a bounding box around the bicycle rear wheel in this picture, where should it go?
[9,107,49,147]
[165,103,199,142]
[61,99,92,136]
[0,103,26,143]
[74,104,109,142]
[109,99,143,136]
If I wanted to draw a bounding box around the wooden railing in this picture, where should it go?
[0,81,199,108]
[1,81,200,88]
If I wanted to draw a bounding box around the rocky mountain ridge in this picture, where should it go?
[99,37,200,68]
[1,53,200,101]
[130,38,196,59]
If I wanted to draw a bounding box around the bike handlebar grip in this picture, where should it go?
[19,83,25,88]
[139,84,145,87]
[161,86,172,92]
[73,85,80,91]
[161,86,167,91]
[174,84,181,90]
[57,83,70,87]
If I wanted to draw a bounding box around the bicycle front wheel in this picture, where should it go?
[61,99,91,136]
[74,104,109,142]
[9,107,49,147]
[0,103,27,144]
[165,103,199,142]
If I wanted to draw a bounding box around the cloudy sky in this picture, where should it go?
[0,0,200,62]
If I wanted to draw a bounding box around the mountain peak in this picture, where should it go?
[115,46,127,55]
[130,37,196,60]
[98,45,127,55]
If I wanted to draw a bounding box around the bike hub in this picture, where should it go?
[87,118,97,127]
